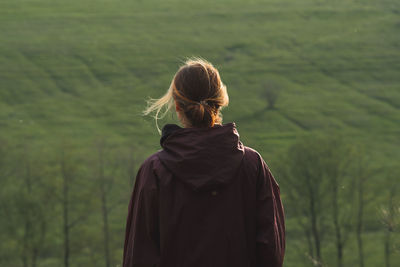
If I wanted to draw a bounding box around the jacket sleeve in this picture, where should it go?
[123,160,160,267]
[255,157,285,267]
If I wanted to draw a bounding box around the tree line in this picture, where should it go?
[276,134,399,267]
[0,133,398,267]
[0,137,137,267]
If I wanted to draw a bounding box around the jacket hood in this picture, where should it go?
[158,122,245,192]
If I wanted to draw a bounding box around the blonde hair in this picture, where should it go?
[143,58,229,134]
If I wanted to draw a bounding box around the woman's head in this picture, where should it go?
[144,58,229,133]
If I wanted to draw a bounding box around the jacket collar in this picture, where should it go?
[157,122,244,192]
[160,124,183,147]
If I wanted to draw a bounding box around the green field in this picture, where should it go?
[0,0,399,266]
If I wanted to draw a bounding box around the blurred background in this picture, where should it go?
[0,0,399,266]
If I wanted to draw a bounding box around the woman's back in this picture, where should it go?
[123,58,285,266]
[123,122,285,267]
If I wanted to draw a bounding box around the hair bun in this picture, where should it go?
[184,100,214,128]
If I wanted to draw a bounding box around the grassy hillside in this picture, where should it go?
[0,0,399,266]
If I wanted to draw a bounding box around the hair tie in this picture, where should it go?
[199,100,208,106]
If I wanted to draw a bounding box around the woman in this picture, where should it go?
[122,58,285,267]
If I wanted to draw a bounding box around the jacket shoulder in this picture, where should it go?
[243,146,263,161]
[244,146,281,190]
[243,146,276,181]
[135,152,163,190]
[243,146,264,175]
[140,151,162,169]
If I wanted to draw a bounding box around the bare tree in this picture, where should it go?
[278,136,330,267]
[0,143,55,267]
[380,181,399,267]
[262,80,281,110]
[58,142,95,267]
[355,158,367,267]
[94,139,117,267]
[19,146,48,267]
[91,138,130,267]
[278,134,360,267]
[351,145,379,267]
[319,137,356,267]
[60,147,72,267]
[0,139,20,265]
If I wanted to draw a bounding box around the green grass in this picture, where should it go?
[0,0,399,266]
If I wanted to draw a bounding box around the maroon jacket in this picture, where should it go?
[123,122,285,267]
